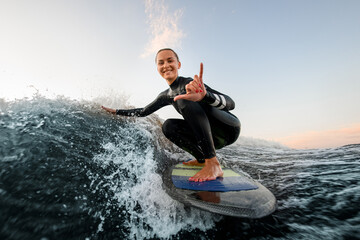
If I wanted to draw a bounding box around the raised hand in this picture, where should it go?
[174,63,207,102]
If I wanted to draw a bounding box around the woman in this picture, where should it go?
[102,48,240,182]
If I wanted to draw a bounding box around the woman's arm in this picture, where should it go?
[201,85,235,111]
[102,90,170,117]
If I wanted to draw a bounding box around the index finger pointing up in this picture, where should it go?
[199,63,204,86]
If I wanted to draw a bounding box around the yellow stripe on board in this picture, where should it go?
[172,169,240,177]
[175,163,225,169]
[175,164,202,169]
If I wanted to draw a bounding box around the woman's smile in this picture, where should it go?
[156,49,181,85]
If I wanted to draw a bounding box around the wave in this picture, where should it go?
[1,95,359,240]
[0,95,221,239]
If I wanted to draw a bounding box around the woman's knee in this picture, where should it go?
[162,118,184,138]
[162,119,173,138]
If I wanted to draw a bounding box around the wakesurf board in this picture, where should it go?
[162,163,276,218]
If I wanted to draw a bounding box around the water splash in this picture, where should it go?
[87,114,220,239]
[1,95,359,239]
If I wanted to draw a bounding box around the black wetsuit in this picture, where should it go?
[116,76,241,163]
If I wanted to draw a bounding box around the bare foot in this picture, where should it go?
[183,159,205,166]
[189,157,223,182]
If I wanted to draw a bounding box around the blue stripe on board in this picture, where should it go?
[171,175,258,192]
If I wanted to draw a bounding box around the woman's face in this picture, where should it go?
[156,50,181,84]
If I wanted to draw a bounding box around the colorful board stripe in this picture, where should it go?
[171,164,258,192]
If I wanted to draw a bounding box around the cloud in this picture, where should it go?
[141,0,185,58]
[276,124,360,149]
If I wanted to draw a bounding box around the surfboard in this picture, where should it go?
[162,163,277,218]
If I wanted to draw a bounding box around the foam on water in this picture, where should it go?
[1,93,359,240]
[86,115,221,239]
[2,93,220,239]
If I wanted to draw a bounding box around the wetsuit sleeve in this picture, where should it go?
[116,90,170,117]
[201,84,235,111]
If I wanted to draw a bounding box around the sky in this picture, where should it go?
[1,0,360,149]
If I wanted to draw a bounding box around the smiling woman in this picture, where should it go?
[156,48,181,85]
[102,48,241,182]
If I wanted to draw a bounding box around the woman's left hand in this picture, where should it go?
[174,63,207,102]
[101,106,116,114]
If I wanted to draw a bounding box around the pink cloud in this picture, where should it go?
[276,123,360,149]
[141,0,185,58]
